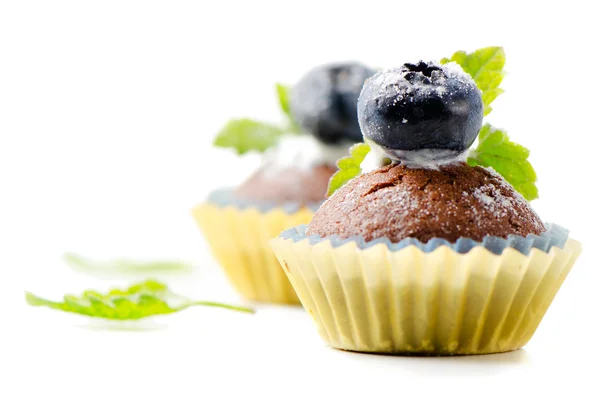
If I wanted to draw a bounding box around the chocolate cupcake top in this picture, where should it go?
[235,164,337,205]
[308,50,544,242]
[307,162,544,243]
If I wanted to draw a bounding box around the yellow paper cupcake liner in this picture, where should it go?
[193,203,315,304]
[270,236,581,355]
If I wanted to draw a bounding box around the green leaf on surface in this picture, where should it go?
[26,279,254,320]
[213,118,285,154]
[64,253,194,277]
[467,124,538,201]
[441,46,505,115]
[327,143,371,197]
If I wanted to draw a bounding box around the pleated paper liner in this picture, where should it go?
[192,189,320,305]
[270,224,581,355]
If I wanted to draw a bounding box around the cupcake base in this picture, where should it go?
[193,202,315,305]
[270,231,581,355]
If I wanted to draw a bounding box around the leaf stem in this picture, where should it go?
[191,301,255,314]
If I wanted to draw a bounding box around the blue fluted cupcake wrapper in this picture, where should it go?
[207,189,323,214]
[279,223,568,256]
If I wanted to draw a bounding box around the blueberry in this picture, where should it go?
[357,61,483,161]
[291,62,376,144]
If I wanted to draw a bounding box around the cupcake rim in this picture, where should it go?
[206,188,323,214]
[277,222,569,256]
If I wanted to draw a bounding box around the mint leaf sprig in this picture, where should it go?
[214,119,286,155]
[468,125,538,200]
[26,280,254,320]
[213,84,299,154]
[327,143,371,196]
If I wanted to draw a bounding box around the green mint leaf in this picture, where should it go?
[213,118,285,154]
[441,46,505,116]
[467,124,538,201]
[64,253,194,277]
[327,143,371,197]
[275,83,292,118]
[26,279,254,320]
[275,83,302,134]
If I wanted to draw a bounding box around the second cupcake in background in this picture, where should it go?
[193,62,375,304]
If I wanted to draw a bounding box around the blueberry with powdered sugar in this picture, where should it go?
[357,61,483,163]
[291,62,375,144]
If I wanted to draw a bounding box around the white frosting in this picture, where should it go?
[361,139,468,172]
[360,143,389,173]
[381,147,468,169]
[261,135,352,171]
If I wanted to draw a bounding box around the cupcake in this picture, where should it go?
[270,49,581,353]
[193,62,375,304]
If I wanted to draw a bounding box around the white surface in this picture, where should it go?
[8,260,600,395]
[1,1,600,395]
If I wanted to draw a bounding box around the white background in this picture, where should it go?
[1,1,599,395]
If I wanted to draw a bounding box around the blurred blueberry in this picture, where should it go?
[291,62,375,144]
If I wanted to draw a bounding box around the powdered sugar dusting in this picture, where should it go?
[366,60,475,103]
[484,166,530,205]
[471,183,516,219]
[442,61,473,82]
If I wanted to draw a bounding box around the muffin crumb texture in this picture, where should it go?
[307,162,545,243]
